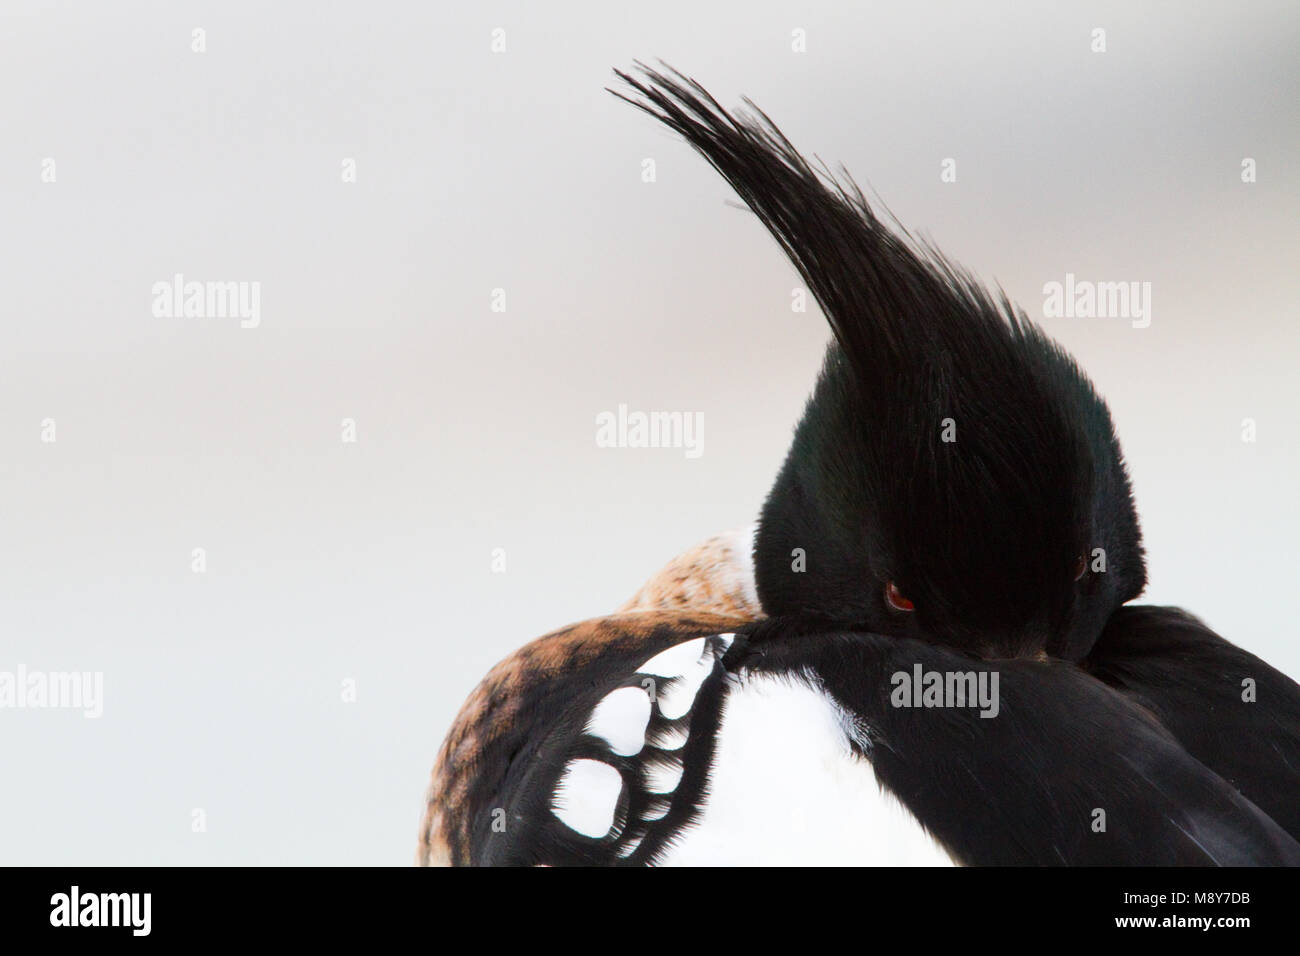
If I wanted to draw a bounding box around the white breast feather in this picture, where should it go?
[656,672,957,866]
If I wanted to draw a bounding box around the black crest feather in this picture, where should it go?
[613,63,1145,659]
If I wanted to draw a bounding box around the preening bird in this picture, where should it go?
[418,64,1300,866]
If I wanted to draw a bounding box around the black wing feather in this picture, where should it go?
[738,620,1300,865]
[1086,605,1300,843]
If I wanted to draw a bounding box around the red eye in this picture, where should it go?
[1074,555,1087,581]
[885,581,914,612]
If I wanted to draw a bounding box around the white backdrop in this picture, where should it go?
[1,1,1296,864]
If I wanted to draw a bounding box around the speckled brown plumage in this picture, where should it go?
[619,530,763,619]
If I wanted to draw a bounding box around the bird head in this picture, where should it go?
[614,64,1146,660]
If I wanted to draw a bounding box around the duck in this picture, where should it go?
[417,63,1300,867]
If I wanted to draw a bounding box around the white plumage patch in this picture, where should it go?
[551,759,622,838]
[646,633,733,721]
[639,638,706,677]
[586,686,652,756]
[655,669,709,720]
[651,721,689,751]
[656,672,957,866]
[644,757,685,795]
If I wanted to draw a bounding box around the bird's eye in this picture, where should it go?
[885,581,914,612]
[1074,554,1087,581]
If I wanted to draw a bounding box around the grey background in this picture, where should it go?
[1,1,1296,864]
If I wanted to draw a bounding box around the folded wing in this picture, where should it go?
[739,622,1300,865]
[418,611,747,866]
[1086,605,1300,843]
